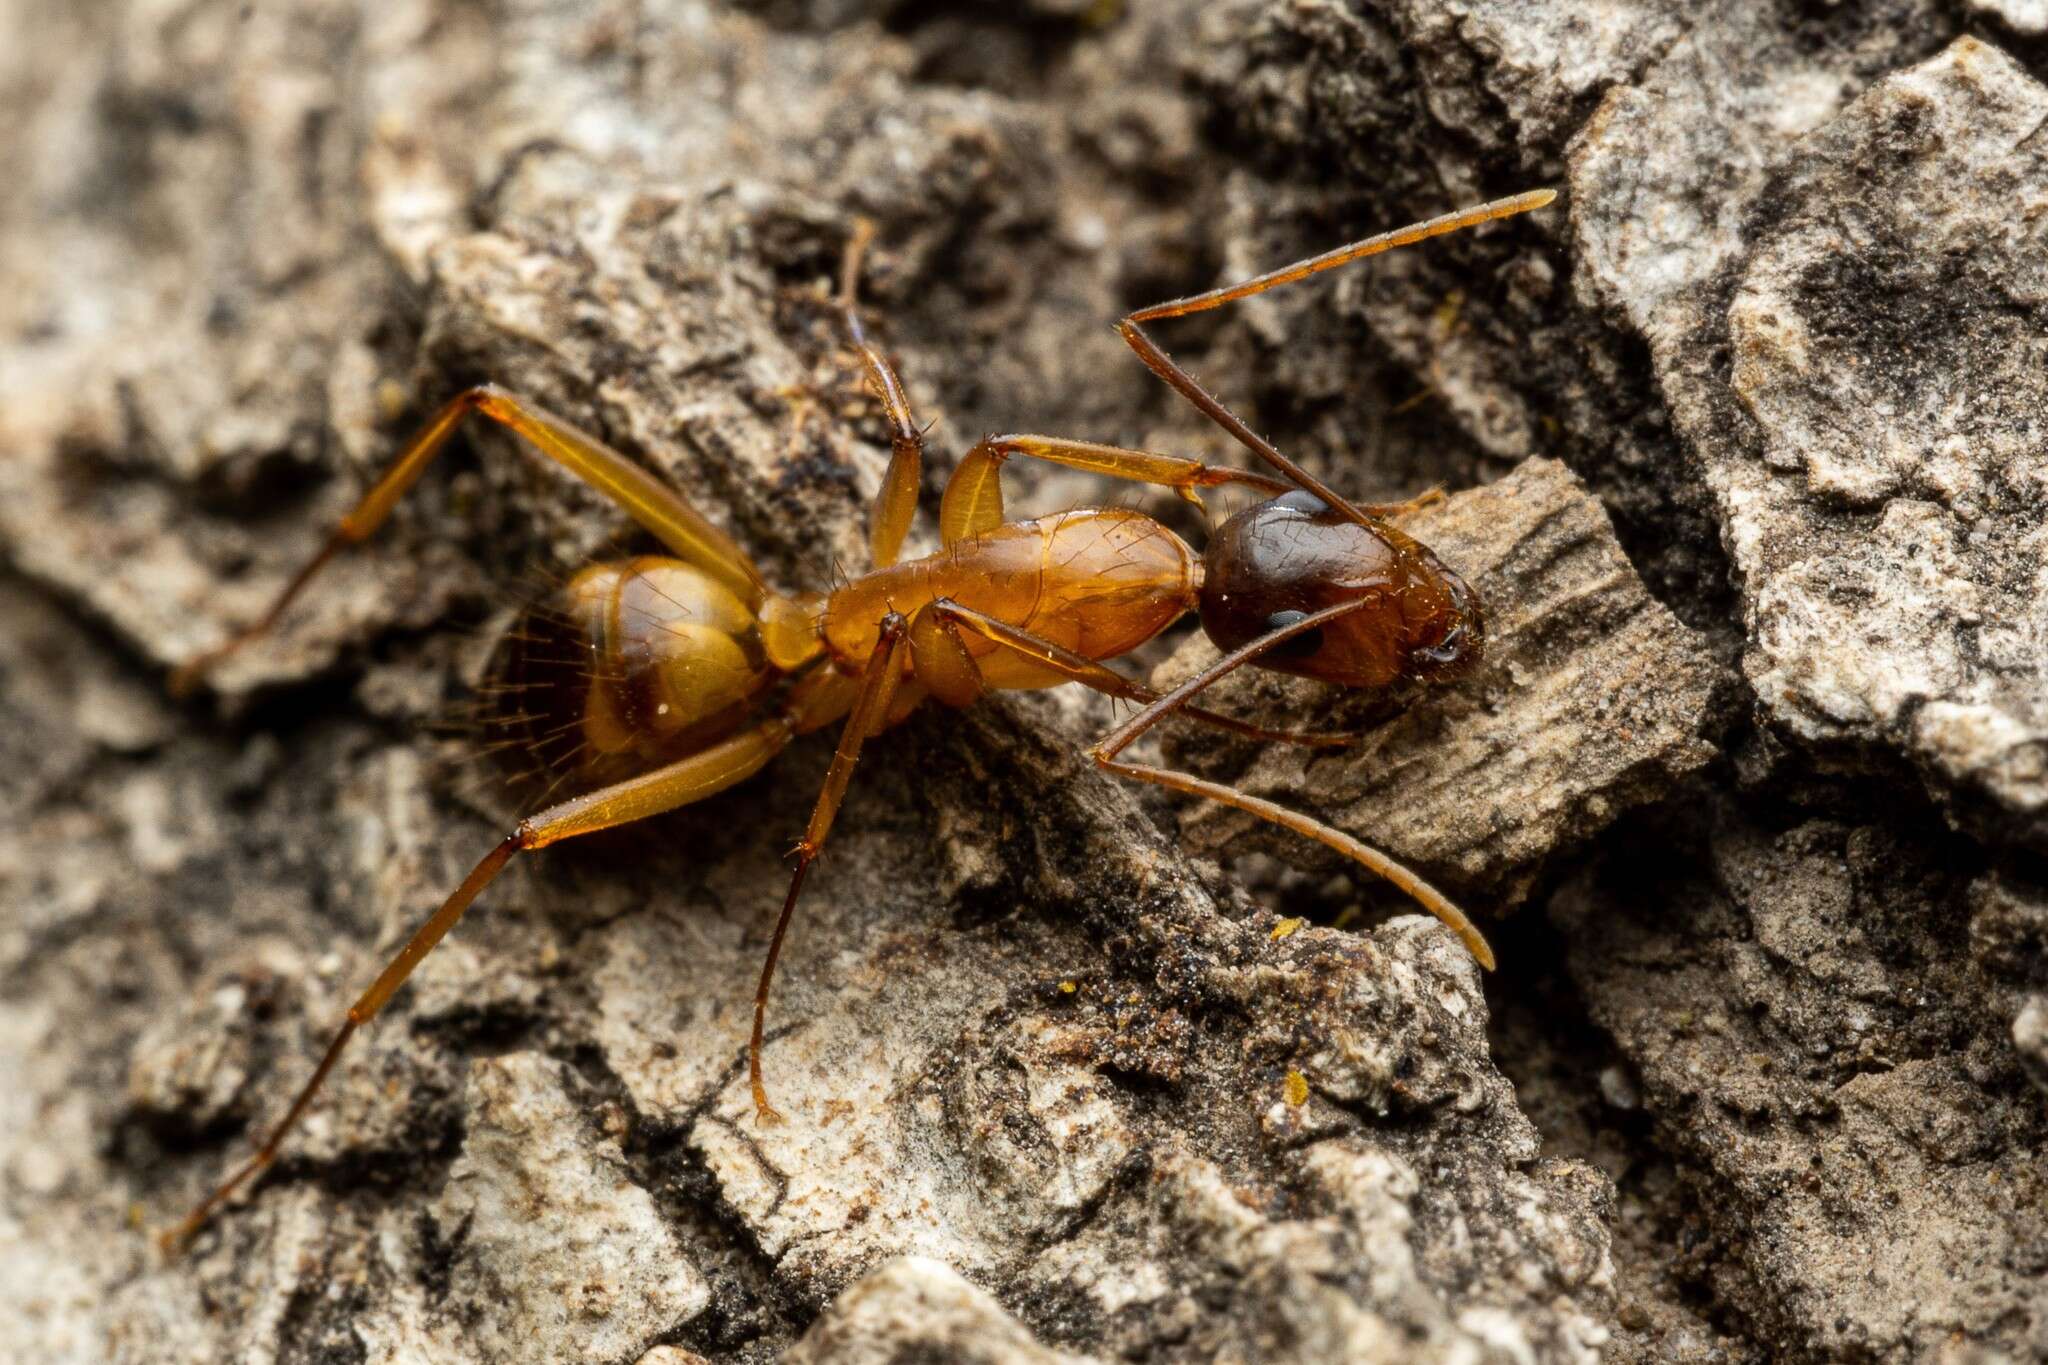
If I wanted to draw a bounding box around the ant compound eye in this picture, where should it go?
[1264,609,1324,660]
[1271,489,1330,517]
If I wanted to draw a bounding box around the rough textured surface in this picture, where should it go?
[418,1052,710,1363]
[1711,40,2048,840]
[1186,3,2048,1359]
[1571,28,2048,841]
[783,1258,1088,1365]
[3,1,1614,1362]
[1554,807,2048,1362]
[7,1,2048,1362]
[1971,0,2048,37]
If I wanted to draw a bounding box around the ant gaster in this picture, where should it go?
[160,189,1557,1251]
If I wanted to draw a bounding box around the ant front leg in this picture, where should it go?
[159,716,803,1253]
[1086,602,1496,971]
[897,600,1489,964]
[172,385,769,694]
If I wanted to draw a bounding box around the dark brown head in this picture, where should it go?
[1197,490,1483,690]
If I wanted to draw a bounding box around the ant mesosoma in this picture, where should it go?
[159,188,1556,1251]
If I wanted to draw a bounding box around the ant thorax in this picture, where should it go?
[819,507,1199,687]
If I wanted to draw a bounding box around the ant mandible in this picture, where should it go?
[159,187,1556,1252]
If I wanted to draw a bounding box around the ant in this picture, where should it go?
[158,187,1556,1252]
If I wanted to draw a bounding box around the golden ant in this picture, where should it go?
[158,188,1556,1252]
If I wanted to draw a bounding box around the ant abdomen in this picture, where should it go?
[481,556,773,789]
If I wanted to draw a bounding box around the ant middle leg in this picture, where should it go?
[1114,191,1556,529]
[938,435,1293,545]
[159,714,807,1253]
[172,385,769,694]
[935,434,1442,546]
[837,221,925,570]
[750,612,910,1122]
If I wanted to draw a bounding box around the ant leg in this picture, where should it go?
[838,222,924,569]
[1097,754,1494,969]
[171,385,768,695]
[1116,190,1555,530]
[751,612,910,1122]
[906,604,984,709]
[1360,487,1446,519]
[940,434,1292,545]
[1086,601,1495,970]
[160,714,803,1254]
[910,598,1489,961]
[916,600,1351,749]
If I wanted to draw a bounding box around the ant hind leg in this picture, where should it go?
[172,386,769,695]
[159,716,799,1253]
[748,612,911,1123]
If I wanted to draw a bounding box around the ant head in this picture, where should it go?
[1197,490,1484,689]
